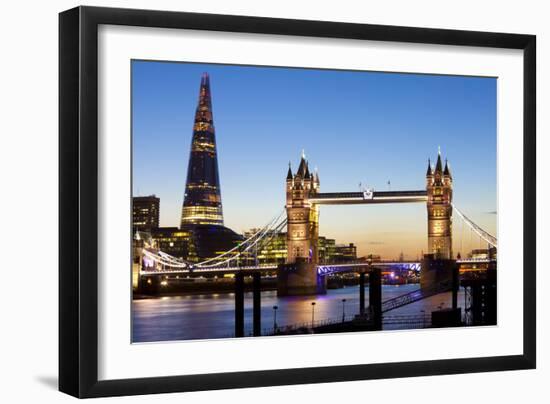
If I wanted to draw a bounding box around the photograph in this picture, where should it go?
[131,61,498,343]
[0,1,541,401]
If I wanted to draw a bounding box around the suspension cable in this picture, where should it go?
[141,210,286,269]
[142,249,189,268]
[194,210,285,266]
[196,218,287,268]
[451,203,497,248]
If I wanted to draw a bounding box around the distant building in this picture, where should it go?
[469,247,497,260]
[243,229,287,265]
[330,243,357,263]
[150,227,197,261]
[240,230,356,265]
[318,236,335,263]
[458,247,497,273]
[361,254,382,262]
[132,195,159,231]
[147,226,242,263]
[318,238,356,263]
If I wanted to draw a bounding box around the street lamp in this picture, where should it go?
[272,305,278,333]
[341,298,347,322]
[311,301,316,328]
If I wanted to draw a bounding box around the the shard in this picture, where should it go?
[180,73,224,227]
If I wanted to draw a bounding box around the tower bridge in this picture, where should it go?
[137,149,497,286]
[280,149,459,295]
[135,149,497,335]
[134,73,497,336]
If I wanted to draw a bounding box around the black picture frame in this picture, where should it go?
[59,6,536,398]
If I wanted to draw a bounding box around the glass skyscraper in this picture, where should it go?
[180,73,224,227]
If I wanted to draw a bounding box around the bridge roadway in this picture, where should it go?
[309,190,427,205]
[139,258,491,277]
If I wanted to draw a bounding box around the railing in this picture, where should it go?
[140,263,279,276]
[258,313,433,336]
[381,281,453,313]
[260,315,357,336]
[317,260,421,275]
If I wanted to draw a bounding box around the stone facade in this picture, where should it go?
[285,153,320,264]
[426,151,453,259]
[279,153,323,295]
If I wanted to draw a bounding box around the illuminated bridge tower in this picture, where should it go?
[278,153,324,296]
[180,73,224,227]
[426,150,453,259]
[286,153,320,263]
[422,149,458,313]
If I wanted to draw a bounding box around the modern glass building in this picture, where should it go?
[180,73,224,227]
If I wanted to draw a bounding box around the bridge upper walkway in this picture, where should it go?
[310,190,427,205]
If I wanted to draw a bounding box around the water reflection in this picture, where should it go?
[132,284,466,343]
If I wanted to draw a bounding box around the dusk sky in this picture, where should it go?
[132,60,497,259]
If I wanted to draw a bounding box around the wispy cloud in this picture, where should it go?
[367,241,385,245]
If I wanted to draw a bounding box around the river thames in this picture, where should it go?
[132,284,467,342]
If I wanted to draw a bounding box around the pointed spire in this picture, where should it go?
[201,71,209,86]
[297,152,307,177]
[286,162,293,180]
[435,150,443,174]
[443,159,452,177]
[304,161,311,179]
[426,158,433,176]
[197,72,212,111]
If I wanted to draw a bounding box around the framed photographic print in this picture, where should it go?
[59,6,536,398]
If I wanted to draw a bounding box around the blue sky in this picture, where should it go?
[132,60,497,259]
